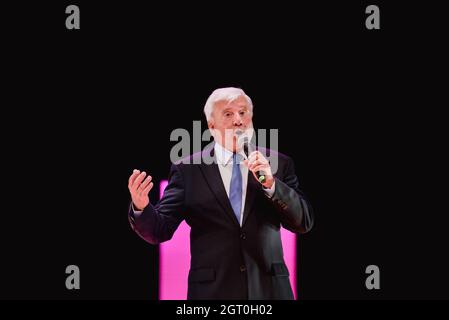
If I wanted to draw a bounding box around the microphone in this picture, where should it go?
[237,132,266,184]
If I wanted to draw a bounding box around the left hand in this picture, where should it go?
[243,151,274,189]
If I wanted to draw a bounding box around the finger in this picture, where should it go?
[248,151,266,164]
[242,159,249,167]
[251,164,269,173]
[142,182,154,196]
[138,175,152,193]
[247,154,258,166]
[131,171,147,191]
[128,169,141,188]
[254,151,267,162]
[248,159,259,169]
[248,151,258,163]
[249,159,268,170]
[251,156,268,165]
[248,159,260,169]
[249,159,268,171]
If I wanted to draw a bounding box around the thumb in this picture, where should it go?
[243,159,249,167]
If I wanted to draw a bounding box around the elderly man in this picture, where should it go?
[128,87,314,300]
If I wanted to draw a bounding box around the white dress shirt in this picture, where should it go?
[132,142,275,226]
[214,142,249,226]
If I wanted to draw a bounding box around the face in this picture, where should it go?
[208,95,253,152]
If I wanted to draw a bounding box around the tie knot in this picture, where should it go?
[233,153,243,164]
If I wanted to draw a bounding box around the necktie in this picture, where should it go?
[229,153,243,224]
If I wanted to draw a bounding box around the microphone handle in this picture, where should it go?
[243,143,266,184]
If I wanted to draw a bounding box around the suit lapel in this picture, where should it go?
[199,145,241,227]
[242,171,260,227]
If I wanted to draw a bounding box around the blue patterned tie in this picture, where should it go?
[229,153,243,224]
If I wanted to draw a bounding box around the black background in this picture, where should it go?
[1,1,447,300]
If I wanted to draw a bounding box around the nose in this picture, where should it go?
[233,113,243,127]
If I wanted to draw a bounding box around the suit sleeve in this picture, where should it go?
[128,164,186,244]
[269,157,314,234]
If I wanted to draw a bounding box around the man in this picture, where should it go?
[127,87,314,300]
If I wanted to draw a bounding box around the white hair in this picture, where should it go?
[203,87,253,122]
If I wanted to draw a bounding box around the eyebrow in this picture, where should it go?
[222,106,248,113]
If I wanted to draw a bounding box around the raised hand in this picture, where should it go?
[128,169,154,210]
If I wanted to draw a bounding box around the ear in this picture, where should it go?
[207,120,214,129]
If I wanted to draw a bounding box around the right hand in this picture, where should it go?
[128,169,154,211]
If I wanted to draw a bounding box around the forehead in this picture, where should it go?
[214,95,250,111]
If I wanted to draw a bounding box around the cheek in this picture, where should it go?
[218,118,233,128]
[243,116,252,125]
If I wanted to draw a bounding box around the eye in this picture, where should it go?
[239,111,246,116]
[224,112,232,117]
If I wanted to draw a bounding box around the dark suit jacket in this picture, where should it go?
[128,144,314,300]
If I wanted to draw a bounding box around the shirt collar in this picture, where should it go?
[214,142,246,166]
